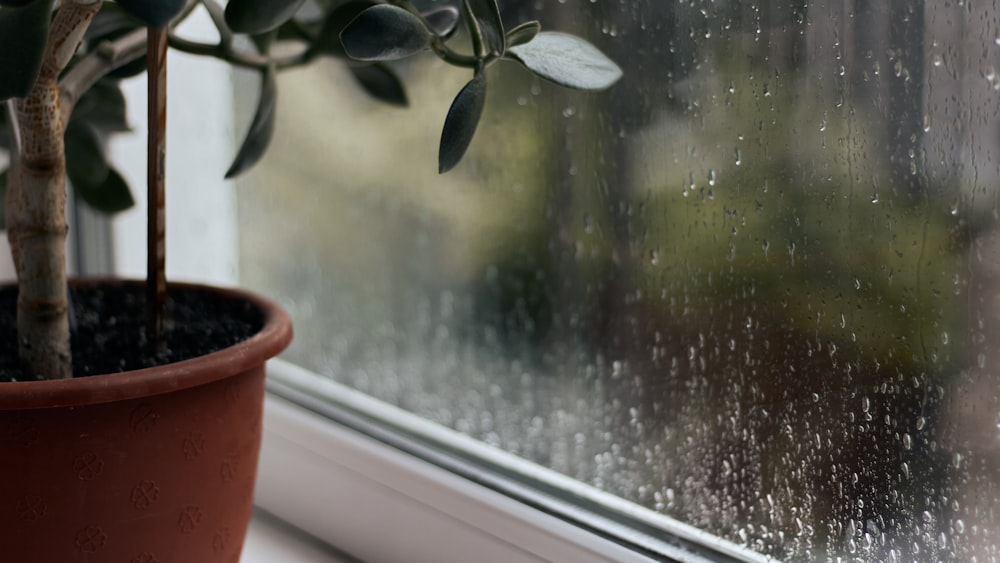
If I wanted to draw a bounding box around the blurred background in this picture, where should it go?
[237,1,1000,559]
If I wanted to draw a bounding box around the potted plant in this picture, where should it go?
[0,0,620,560]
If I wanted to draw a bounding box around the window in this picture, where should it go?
[121,1,1000,560]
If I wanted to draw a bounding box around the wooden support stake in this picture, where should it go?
[146,27,168,349]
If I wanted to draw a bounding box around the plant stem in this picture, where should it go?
[60,27,148,123]
[8,0,103,379]
[166,34,310,70]
[198,0,233,50]
[147,27,168,349]
[461,0,486,60]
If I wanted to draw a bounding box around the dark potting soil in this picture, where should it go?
[0,284,264,382]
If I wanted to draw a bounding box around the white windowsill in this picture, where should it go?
[254,360,770,563]
[241,510,356,563]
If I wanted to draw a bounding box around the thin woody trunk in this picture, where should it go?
[6,0,102,380]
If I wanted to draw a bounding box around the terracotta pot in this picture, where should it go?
[0,280,292,563]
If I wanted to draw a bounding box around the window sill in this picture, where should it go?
[241,510,357,563]
[254,360,768,563]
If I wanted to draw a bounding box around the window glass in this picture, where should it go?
[237,1,1000,559]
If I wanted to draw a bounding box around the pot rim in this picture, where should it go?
[0,278,293,410]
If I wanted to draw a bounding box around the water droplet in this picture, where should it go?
[871,193,879,204]
[902,433,912,450]
[955,519,965,534]
[861,396,870,413]
[708,169,717,186]
[916,416,926,430]
[562,106,577,118]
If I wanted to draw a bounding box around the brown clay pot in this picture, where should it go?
[0,280,292,562]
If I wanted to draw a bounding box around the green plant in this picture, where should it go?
[0,0,621,380]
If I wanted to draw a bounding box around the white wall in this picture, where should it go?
[108,9,238,286]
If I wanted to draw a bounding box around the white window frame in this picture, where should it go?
[258,360,769,563]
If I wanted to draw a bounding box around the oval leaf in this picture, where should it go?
[108,55,149,80]
[0,0,51,101]
[225,0,307,35]
[350,63,407,107]
[439,71,487,174]
[423,6,459,38]
[75,166,135,214]
[115,0,186,28]
[65,121,110,189]
[73,81,130,133]
[340,4,431,62]
[506,32,622,91]
[226,66,277,179]
[309,0,376,58]
[505,20,539,48]
[463,0,504,57]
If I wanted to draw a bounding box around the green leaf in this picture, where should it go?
[438,71,487,174]
[225,0,308,35]
[505,20,539,48]
[114,0,186,28]
[107,55,148,79]
[340,4,431,62]
[75,166,135,214]
[65,121,110,189]
[0,0,51,101]
[273,16,315,43]
[308,0,376,58]
[64,122,135,214]
[73,81,131,133]
[506,32,622,91]
[226,66,277,179]
[423,6,459,39]
[463,0,504,57]
[349,63,407,107]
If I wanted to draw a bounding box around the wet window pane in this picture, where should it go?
[238,1,1000,559]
